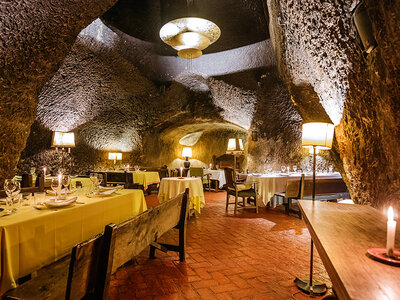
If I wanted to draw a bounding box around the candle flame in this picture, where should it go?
[388,206,394,221]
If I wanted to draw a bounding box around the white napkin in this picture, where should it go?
[44,196,77,208]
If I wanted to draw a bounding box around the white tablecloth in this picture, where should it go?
[246,173,342,207]
[158,177,205,213]
[187,169,226,188]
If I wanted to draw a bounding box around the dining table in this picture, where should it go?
[0,189,147,294]
[246,172,342,207]
[158,177,204,213]
[187,169,226,189]
[131,171,160,190]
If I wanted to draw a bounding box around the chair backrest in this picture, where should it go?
[302,178,348,198]
[111,189,189,273]
[285,174,305,198]
[158,166,169,179]
[21,174,32,188]
[189,167,204,178]
[224,168,235,188]
[66,224,117,300]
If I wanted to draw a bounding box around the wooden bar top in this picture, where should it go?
[298,200,400,300]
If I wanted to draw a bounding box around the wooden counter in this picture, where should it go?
[298,200,400,300]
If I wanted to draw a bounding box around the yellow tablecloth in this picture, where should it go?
[132,172,160,190]
[0,189,147,294]
[158,177,204,213]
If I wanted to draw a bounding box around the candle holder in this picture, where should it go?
[367,248,400,266]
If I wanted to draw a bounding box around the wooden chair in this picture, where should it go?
[4,224,116,300]
[275,174,305,218]
[224,168,258,214]
[189,167,211,192]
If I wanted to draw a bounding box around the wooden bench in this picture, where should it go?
[276,175,350,218]
[3,190,189,299]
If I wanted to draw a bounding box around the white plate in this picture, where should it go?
[44,197,77,208]
[97,186,123,192]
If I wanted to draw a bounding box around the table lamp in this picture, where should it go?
[295,122,334,296]
[108,152,122,164]
[182,147,192,168]
[51,131,75,153]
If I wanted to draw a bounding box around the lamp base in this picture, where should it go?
[294,278,327,296]
[184,161,190,168]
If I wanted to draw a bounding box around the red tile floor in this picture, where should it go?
[108,191,333,299]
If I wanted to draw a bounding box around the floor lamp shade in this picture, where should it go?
[51,131,75,148]
[302,123,334,149]
[182,147,192,158]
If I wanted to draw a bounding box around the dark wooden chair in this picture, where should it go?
[3,224,116,300]
[111,189,189,273]
[224,168,258,214]
[189,167,211,192]
[275,174,305,218]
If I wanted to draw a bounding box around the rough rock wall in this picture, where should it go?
[268,0,400,207]
[0,0,116,183]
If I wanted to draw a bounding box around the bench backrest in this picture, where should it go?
[301,178,348,198]
[111,189,189,273]
[66,224,117,300]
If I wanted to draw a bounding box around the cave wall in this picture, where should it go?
[0,0,117,184]
[268,0,400,207]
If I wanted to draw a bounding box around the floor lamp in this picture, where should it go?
[295,122,334,296]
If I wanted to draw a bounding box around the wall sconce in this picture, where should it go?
[51,131,75,153]
[251,131,258,141]
[108,152,122,164]
[182,147,192,168]
[353,3,377,54]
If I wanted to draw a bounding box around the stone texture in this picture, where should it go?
[268,0,400,207]
[0,0,117,184]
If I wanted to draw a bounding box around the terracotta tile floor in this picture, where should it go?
[108,191,333,299]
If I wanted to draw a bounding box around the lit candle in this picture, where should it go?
[209,163,212,169]
[387,206,397,257]
[180,167,183,177]
[58,173,62,184]
[43,167,47,176]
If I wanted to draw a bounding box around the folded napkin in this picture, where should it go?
[87,189,117,198]
[46,189,75,196]
[44,196,77,208]
[98,185,123,191]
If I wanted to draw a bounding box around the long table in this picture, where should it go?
[0,189,147,294]
[298,200,400,300]
[246,173,342,207]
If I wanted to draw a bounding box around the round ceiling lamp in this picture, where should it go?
[160,17,221,59]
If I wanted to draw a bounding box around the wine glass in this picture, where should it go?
[90,173,98,193]
[306,165,312,173]
[30,167,36,176]
[328,165,333,173]
[281,166,286,174]
[62,175,70,195]
[4,179,21,214]
[293,165,297,173]
[97,174,103,187]
[287,166,290,174]
[51,178,60,199]
[267,167,272,174]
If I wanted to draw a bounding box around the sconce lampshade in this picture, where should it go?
[226,138,244,153]
[302,122,334,149]
[182,147,193,158]
[51,132,75,148]
[108,152,122,161]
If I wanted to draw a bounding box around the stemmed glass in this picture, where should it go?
[328,165,333,173]
[281,166,286,174]
[293,165,298,173]
[306,166,312,173]
[30,167,36,176]
[97,174,103,187]
[90,173,98,193]
[4,179,21,214]
[62,175,70,196]
[51,178,61,199]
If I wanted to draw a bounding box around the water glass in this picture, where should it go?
[281,166,286,173]
[329,165,333,173]
[293,165,297,173]
[30,167,36,175]
[306,166,312,173]
[97,174,103,186]
[34,192,46,205]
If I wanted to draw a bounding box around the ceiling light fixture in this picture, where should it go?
[160,17,221,59]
